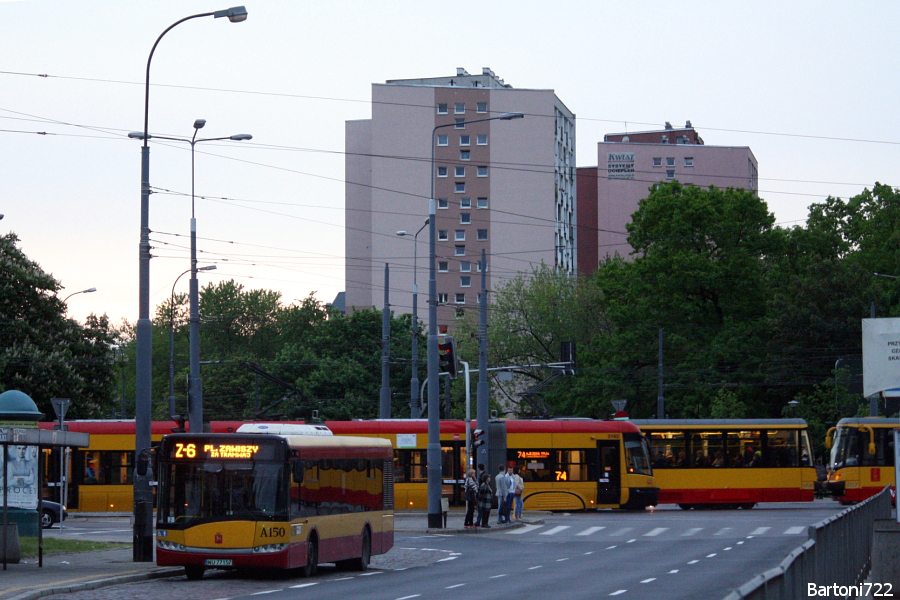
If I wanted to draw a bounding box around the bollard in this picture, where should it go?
[1,523,20,564]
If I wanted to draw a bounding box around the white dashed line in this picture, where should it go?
[556,558,569,562]
[751,527,770,535]
[641,578,656,583]
[606,545,617,550]
[610,591,628,596]
[489,574,508,579]
[713,528,733,536]
[644,527,668,537]
[540,526,571,536]
[396,596,421,600]
[784,526,805,535]
[688,560,699,564]
[682,528,703,536]
[610,527,634,536]
[251,592,279,596]
[446,584,466,589]
[668,569,679,574]
[724,547,732,551]
[507,524,544,535]
[706,553,717,558]
[626,539,636,543]
[289,583,319,589]
[528,565,543,570]
[577,526,606,536]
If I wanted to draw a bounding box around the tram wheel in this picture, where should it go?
[739,503,756,510]
[678,504,694,510]
[184,565,206,581]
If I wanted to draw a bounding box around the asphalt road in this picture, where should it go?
[45,501,848,600]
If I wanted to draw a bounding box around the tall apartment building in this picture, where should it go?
[578,122,758,269]
[345,68,576,333]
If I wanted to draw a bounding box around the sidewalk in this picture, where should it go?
[0,509,536,600]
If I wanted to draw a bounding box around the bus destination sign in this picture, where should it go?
[174,442,260,459]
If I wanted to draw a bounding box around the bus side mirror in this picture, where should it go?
[825,427,835,450]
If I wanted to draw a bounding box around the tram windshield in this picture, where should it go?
[624,433,653,475]
[829,427,859,470]
[158,460,288,526]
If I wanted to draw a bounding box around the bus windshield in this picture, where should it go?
[624,433,652,475]
[830,427,859,470]
[158,460,287,527]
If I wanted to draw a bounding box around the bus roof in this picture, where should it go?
[835,417,900,428]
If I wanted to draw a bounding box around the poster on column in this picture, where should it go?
[1,444,39,509]
[862,318,900,398]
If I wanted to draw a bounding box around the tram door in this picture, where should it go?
[441,441,465,506]
[596,440,621,506]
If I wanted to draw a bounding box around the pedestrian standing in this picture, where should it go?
[463,469,478,528]
[495,464,510,524]
[474,463,485,525]
[503,465,516,522]
[512,466,525,519]
[477,473,493,528]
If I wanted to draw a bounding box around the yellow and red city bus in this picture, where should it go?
[631,419,817,509]
[41,418,657,513]
[155,424,393,580]
[825,417,897,506]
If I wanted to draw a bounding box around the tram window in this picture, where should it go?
[689,433,710,467]
[556,450,589,481]
[648,432,685,468]
[885,434,896,467]
[393,450,427,483]
[624,435,651,475]
[509,450,554,481]
[765,430,798,467]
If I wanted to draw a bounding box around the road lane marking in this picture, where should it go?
[289,583,319,589]
[668,570,679,574]
[641,578,656,583]
[724,547,732,551]
[706,553,717,558]
[396,596,421,600]
[606,545,617,550]
[489,574,508,579]
[784,526,805,535]
[360,572,382,576]
[713,528,733,536]
[610,590,627,596]
[251,592,280,596]
[446,584,465,589]
[507,524,544,535]
[610,527,633,536]
[644,527,668,537]
[682,528,703,536]
[577,526,606,536]
[540,526,571,536]
[688,560,699,564]
[750,527,770,535]
[626,539,636,543]
[529,565,543,570]
[556,558,569,562]
[438,556,458,562]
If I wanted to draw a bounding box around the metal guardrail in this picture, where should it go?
[722,487,893,600]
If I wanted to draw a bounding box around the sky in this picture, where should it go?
[2,1,899,326]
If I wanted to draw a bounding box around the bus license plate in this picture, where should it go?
[205,559,232,567]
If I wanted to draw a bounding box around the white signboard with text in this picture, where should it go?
[862,318,900,397]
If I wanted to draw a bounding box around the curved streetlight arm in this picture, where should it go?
[62,287,97,303]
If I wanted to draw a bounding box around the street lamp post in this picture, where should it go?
[130,124,251,435]
[396,218,429,419]
[132,5,247,563]
[426,111,523,528]
[61,287,97,304]
[168,265,216,427]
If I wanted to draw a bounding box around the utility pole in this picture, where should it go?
[380,263,391,419]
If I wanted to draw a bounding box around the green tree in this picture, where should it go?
[0,233,117,417]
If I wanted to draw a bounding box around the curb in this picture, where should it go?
[6,568,183,600]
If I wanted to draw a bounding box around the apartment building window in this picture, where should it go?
[455,118,465,129]
[652,157,662,167]
[455,245,465,256]
[438,293,448,304]
[455,182,465,193]
[460,213,471,224]
[684,157,694,167]
[666,169,675,179]
[476,102,488,113]
[476,262,483,272]
[455,166,465,177]
[455,230,465,241]
[477,166,488,177]
[437,103,448,114]
[437,166,448,177]
[455,293,466,304]
[437,134,448,146]
[460,197,472,209]
[438,261,449,272]
[460,276,471,288]
[454,103,465,115]
[666,157,675,167]
[438,198,449,209]
[460,150,470,161]
[477,197,488,209]
[476,134,488,145]
[460,261,471,272]
[438,229,449,241]
[460,135,470,146]
[477,229,488,241]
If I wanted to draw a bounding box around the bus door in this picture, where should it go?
[596,441,621,505]
[441,441,465,506]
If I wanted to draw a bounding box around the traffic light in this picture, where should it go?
[438,336,458,379]
[471,428,485,453]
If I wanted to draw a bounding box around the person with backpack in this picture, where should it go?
[463,469,478,529]
[477,473,493,528]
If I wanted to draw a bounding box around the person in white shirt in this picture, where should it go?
[495,464,510,524]
[511,467,525,519]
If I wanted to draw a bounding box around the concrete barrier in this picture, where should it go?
[1,523,20,564]
[870,519,900,588]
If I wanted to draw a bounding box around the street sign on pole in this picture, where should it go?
[50,398,70,422]
[50,398,71,524]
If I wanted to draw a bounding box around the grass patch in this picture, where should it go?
[18,537,129,558]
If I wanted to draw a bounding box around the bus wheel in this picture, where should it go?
[678,504,694,510]
[352,528,371,571]
[184,566,205,581]
[739,503,755,510]
[301,537,318,578]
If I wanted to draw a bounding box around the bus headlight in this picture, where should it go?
[253,543,287,554]
[157,539,186,551]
